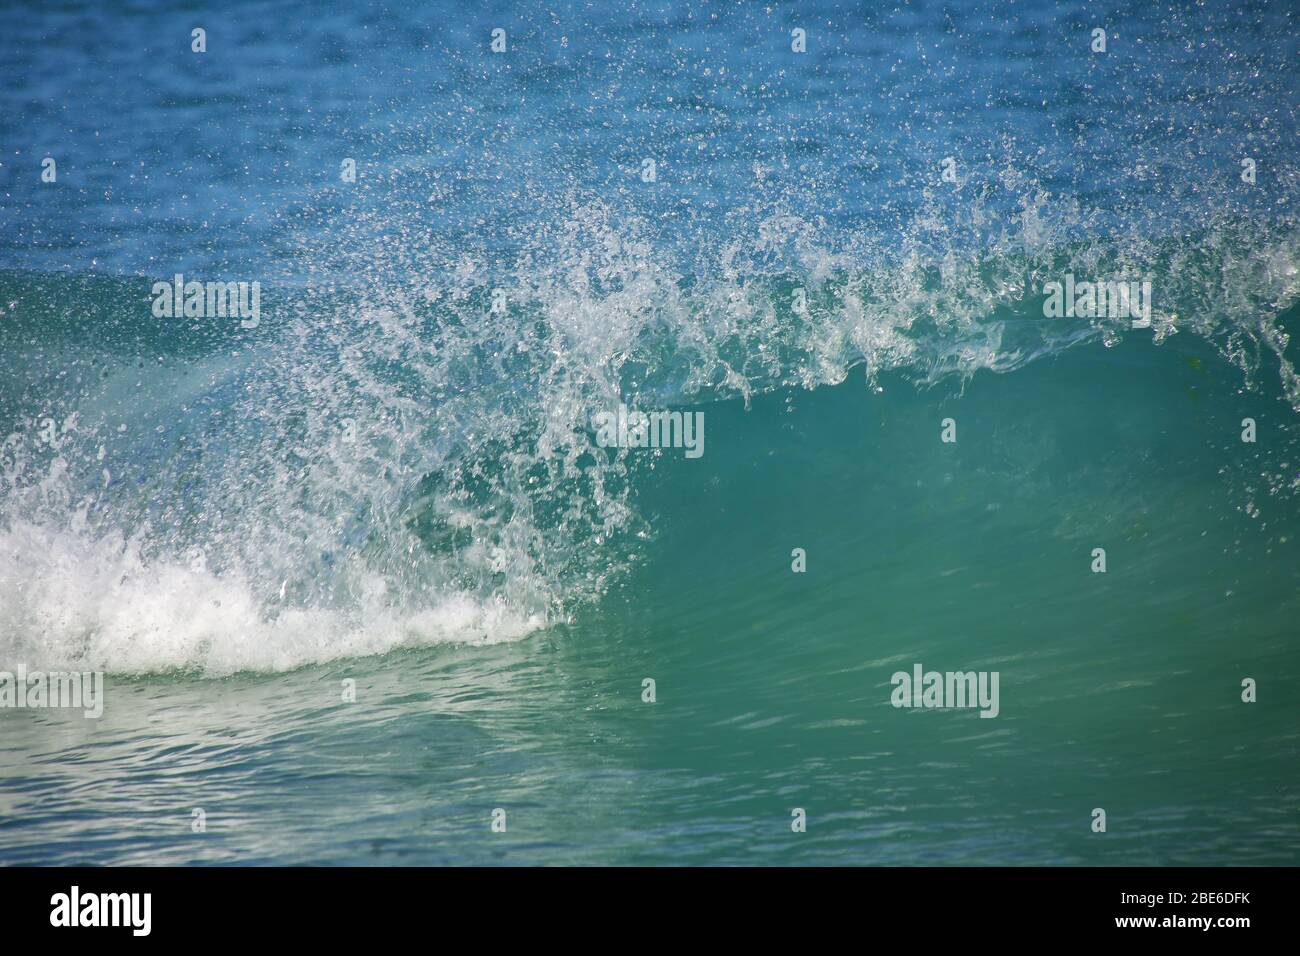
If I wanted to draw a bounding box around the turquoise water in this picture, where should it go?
[1,0,1298,864]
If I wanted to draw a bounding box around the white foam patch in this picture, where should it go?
[0,522,544,675]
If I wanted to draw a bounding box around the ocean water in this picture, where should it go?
[0,0,1298,865]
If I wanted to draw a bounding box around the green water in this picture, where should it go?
[3,329,1295,865]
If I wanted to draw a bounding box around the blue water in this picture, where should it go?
[0,0,1297,865]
